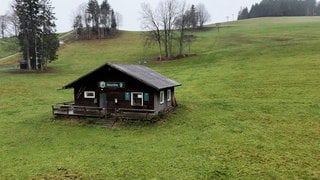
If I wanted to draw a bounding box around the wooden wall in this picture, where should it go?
[72,66,159,112]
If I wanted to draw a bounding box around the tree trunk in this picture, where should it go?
[179,26,185,56]
[158,40,162,61]
[25,35,31,70]
[164,29,169,58]
[35,38,38,70]
[167,29,172,59]
[1,29,4,38]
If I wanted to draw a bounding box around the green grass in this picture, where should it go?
[0,37,20,59]
[1,17,320,179]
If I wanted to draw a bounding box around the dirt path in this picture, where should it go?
[0,53,20,69]
[0,53,20,62]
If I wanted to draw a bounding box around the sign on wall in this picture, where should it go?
[98,81,125,89]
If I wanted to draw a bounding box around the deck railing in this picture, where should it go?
[52,103,107,118]
[52,103,157,120]
[116,108,156,120]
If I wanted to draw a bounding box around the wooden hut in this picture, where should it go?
[52,63,181,120]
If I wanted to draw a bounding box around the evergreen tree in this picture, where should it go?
[15,0,41,70]
[72,0,118,40]
[87,0,100,34]
[111,10,117,29]
[39,0,59,70]
[73,15,83,38]
[189,5,197,29]
[100,0,111,37]
[238,7,249,20]
[15,0,59,71]
[241,0,318,20]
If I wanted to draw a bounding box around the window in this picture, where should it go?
[144,93,149,101]
[84,91,95,98]
[160,91,164,104]
[125,92,131,101]
[131,92,144,106]
[167,89,171,102]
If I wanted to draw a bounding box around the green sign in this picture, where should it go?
[106,82,125,89]
[98,81,125,89]
[98,81,106,88]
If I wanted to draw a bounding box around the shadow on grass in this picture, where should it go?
[3,67,61,74]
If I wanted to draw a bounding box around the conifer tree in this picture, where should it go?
[72,0,118,40]
[87,0,100,34]
[189,5,197,29]
[240,0,318,19]
[100,0,110,37]
[238,7,249,20]
[15,0,59,71]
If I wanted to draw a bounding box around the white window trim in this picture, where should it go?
[84,91,95,99]
[160,91,165,104]
[167,89,172,102]
[131,92,144,106]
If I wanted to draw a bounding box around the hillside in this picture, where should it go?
[0,17,319,179]
[0,37,20,58]
[0,37,20,66]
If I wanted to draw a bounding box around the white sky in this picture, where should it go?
[1,0,264,32]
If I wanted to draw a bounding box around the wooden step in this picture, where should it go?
[101,119,115,128]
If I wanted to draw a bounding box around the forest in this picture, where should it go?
[238,0,320,20]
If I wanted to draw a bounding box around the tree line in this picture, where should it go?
[238,0,320,20]
[72,0,119,40]
[141,0,210,60]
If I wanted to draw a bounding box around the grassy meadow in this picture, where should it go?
[0,17,320,179]
[0,37,19,59]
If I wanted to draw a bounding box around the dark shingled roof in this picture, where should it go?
[62,63,181,90]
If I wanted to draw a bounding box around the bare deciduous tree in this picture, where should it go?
[141,0,204,60]
[196,3,210,28]
[0,15,8,38]
[141,0,181,60]
[8,11,19,37]
[141,3,163,60]
[1,4,20,38]
[175,1,188,56]
[159,0,179,59]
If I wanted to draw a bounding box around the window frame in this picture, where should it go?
[167,89,172,102]
[160,91,165,104]
[84,91,95,99]
[131,92,144,106]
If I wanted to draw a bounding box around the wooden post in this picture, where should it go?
[103,108,107,119]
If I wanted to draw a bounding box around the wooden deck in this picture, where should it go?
[52,104,107,118]
[117,108,156,120]
[52,103,157,120]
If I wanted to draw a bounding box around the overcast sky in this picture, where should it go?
[1,0,263,32]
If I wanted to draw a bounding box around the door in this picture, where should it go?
[99,93,107,108]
